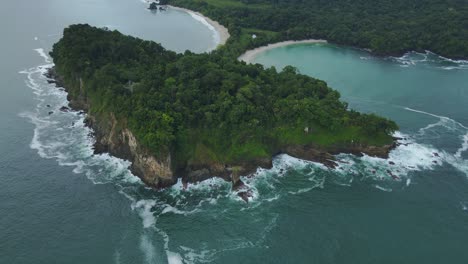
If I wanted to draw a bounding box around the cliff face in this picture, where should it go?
[87,112,273,188]
[86,114,175,188]
[48,68,176,188]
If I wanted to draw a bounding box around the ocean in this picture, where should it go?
[1,1,468,263]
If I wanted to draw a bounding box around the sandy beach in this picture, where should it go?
[169,6,230,48]
[238,39,327,63]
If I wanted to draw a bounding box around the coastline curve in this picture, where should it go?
[169,5,230,50]
[238,39,327,63]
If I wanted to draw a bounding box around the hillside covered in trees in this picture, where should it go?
[50,25,397,177]
[171,0,468,59]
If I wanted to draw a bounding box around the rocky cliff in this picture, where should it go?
[46,67,396,196]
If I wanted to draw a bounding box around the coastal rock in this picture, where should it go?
[148,2,158,10]
[47,66,397,196]
[87,113,175,188]
[59,106,70,112]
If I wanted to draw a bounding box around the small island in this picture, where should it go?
[49,24,398,198]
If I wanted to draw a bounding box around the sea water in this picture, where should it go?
[1,1,468,263]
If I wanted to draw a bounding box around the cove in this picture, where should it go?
[250,43,468,134]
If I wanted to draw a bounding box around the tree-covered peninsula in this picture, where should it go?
[50,24,397,189]
[171,0,468,59]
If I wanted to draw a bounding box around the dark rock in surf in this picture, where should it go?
[148,2,158,10]
[59,106,70,112]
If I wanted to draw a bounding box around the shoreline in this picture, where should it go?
[169,5,230,49]
[238,39,327,63]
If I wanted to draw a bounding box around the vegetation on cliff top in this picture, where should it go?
[51,25,397,168]
[171,0,468,59]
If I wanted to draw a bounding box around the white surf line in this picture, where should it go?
[404,107,468,130]
[34,48,51,64]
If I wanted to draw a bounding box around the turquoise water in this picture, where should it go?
[2,0,468,263]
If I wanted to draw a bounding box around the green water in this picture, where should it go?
[1,0,468,263]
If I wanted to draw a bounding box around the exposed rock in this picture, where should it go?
[148,2,158,10]
[389,161,395,165]
[237,190,253,202]
[45,68,65,88]
[48,111,53,115]
[387,169,400,180]
[87,113,175,188]
[59,106,70,112]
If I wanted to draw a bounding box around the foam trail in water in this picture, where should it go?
[404,107,468,129]
[34,48,51,63]
[455,132,468,159]
[140,234,158,264]
[390,51,468,70]
[402,107,468,177]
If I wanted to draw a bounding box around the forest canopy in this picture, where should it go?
[51,25,397,168]
[171,0,468,59]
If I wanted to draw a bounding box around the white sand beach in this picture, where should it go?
[169,6,230,48]
[238,39,327,63]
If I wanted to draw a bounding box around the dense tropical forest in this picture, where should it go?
[171,0,468,59]
[51,25,397,169]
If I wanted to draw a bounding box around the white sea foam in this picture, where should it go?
[34,48,51,63]
[186,11,220,48]
[167,251,184,264]
[402,107,468,177]
[461,202,467,211]
[374,185,392,192]
[288,187,313,195]
[140,234,158,263]
[406,178,411,187]
[455,132,468,158]
[405,107,468,130]
[161,204,199,215]
[390,51,468,70]
[133,200,157,228]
